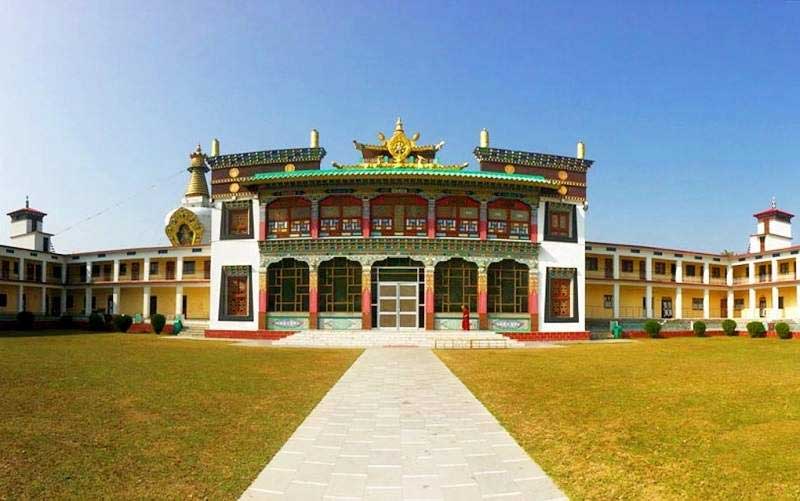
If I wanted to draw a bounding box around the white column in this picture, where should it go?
[143,257,151,281]
[612,283,620,318]
[645,256,653,281]
[702,263,709,284]
[703,288,710,319]
[176,257,184,281]
[771,259,778,282]
[19,257,25,281]
[17,284,24,311]
[748,288,756,318]
[112,286,120,315]
[60,263,67,285]
[675,287,683,319]
[143,286,151,318]
[113,260,120,282]
[645,284,653,318]
[40,287,47,314]
[85,287,92,315]
[726,290,734,319]
[726,265,733,286]
[85,260,93,284]
[675,260,683,283]
[612,254,620,280]
[772,286,780,319]
[748,262,755,285]
[60,288,67,315]
[175,286,184,320]
[41,261,47,284]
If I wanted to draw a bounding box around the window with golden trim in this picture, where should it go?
[434,258,478,313]
[544,202,577,242]
[222,201,253,240]
[487,199,530,240]
[267,259,309,312]
[487,260,529,313]
[219,266,252,321]
[319,258,362,312]
[545,267,578,322]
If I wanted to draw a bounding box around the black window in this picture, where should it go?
[120,263,127,275]
[686,265,696,277]
[150,262,159,275]
[0,294,6,307]
[586,257,598,271]
[621,260,633,273]
[183,261,195,275]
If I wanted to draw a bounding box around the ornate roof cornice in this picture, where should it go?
[474,147,593,172]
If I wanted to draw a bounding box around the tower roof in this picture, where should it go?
[7,197,46,220]
[753,197,793,220]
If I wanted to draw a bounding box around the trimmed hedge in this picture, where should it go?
[151,314,167,334]
[746,321,766,338]
[775,322,792,340]
[693,321,707,337]
[16,311,34,330]
[113,314,133,333]
[88,312,106,332]
[643,320,662,338]
[721,319,737,337]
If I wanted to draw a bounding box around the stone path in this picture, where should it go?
[241,348,566,500]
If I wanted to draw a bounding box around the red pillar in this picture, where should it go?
[258,270,267,330]
[362,197,371,238]
[362,266,371,329]
[427,198,436,239]
[530,206,538,243]
[479,200,488,240]
[310,198,319,239]
[478,265,488,330]
[425,266,435,330]
[309,265,318,329]
[259,203,266,240]
[529,271,539,332]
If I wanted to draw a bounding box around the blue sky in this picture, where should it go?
[1,1,798,253]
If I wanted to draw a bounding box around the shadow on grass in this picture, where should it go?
[0,329,115,338]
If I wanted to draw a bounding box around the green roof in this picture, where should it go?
[244,167,555,186]
[208,147,326,169]
[474,147,592,171]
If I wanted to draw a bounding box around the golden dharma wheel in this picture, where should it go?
[558,170,568,181]
[229,182,241,193]
[558,185,568,196]
[228,167,240,179]
[504,164,515,174]
[285,163,296,172]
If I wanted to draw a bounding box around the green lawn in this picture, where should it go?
[0,332,360,499]
[438,337,800,500]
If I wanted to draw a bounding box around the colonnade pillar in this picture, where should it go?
[175,285,184,320]
[258,269,267,330]
[362,197,371,237]
[477,263,488,330]
[612,283,620,318]
[85,287,92,315]
[727,290,734,318]
[310,197,320,239]
[361,264,372,330]
[40,287,46,315]
[645,285,653,318]
[113,286,121,315]
[528,270,539,331]
[427,198,436,239]
[143,286,151,319]
[308,262,319,329]
[424,264,435,330]
[479,200,488,240]
[675,287,683,319]
[17,284,23,312]
[748,288,756,318]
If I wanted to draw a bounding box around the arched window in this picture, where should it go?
[267,259,309,312]
[370,194,427,236]
[319,196,362,237]
[319,258,362,312]
[434,258,478,313]
[267,197,311,239]
[435,196,479,238]
[488,260,529,313]
[487,199,530,240]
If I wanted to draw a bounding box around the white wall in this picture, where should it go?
[537,199,586,332]
[208,198,260,331]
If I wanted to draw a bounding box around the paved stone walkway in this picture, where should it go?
[241,348,566,500]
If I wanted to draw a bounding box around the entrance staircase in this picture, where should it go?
[271,329,525,348]
[177,322,209,338]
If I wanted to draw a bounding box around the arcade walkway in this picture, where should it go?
[240,348,564,500]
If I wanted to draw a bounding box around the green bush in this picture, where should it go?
[746,321,766,338]
[151,314,167,334]
[88,312,106,332]
[113,314,133,333]
[643,320,662,338]
[693,321,707,337]
[721,319,737,337]
[58,315,73,329]
[16,311,34,330]
[775,322,792,340]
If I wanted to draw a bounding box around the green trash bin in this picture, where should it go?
[172,319,183,335]
[611,322,623,339]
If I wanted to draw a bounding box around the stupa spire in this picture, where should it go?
[185,144,210,198]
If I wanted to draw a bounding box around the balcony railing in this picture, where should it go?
[732,277,750,285]
[682,275,703,284]
[775,273,796,282]
[652,273,676,282]
[708,277,727,285]
[757,275,771,283]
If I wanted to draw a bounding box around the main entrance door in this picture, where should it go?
[378,282,418,329]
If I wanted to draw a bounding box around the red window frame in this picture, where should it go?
[487,199,530,240]
[319,195,362,237]
[435,196,479,238]
[370,194,428,236]
[548,209,570,237]
[267,197,311,239]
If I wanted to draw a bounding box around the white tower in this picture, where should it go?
[748,197,793,253]
[7,197,54,252]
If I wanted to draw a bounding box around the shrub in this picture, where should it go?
[88,312,106,331]
[113,314,133,333]
[151,314,167,334]
[16,311,34,330]
[58,315,73,329]
[643,320,662,338]
[693,321,707,337]
[721,319,737,337]
[775,322,792,340]
[746,321,766,338]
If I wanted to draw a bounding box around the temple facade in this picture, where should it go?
[3,118,797,338]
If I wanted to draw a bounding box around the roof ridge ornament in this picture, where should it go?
[771,196,777,209]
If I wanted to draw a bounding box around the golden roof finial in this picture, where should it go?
[186,144,210,198]
[190,144,206,167]
[395,117,404,132]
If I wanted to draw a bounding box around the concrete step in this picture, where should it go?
[272,329,524,348]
